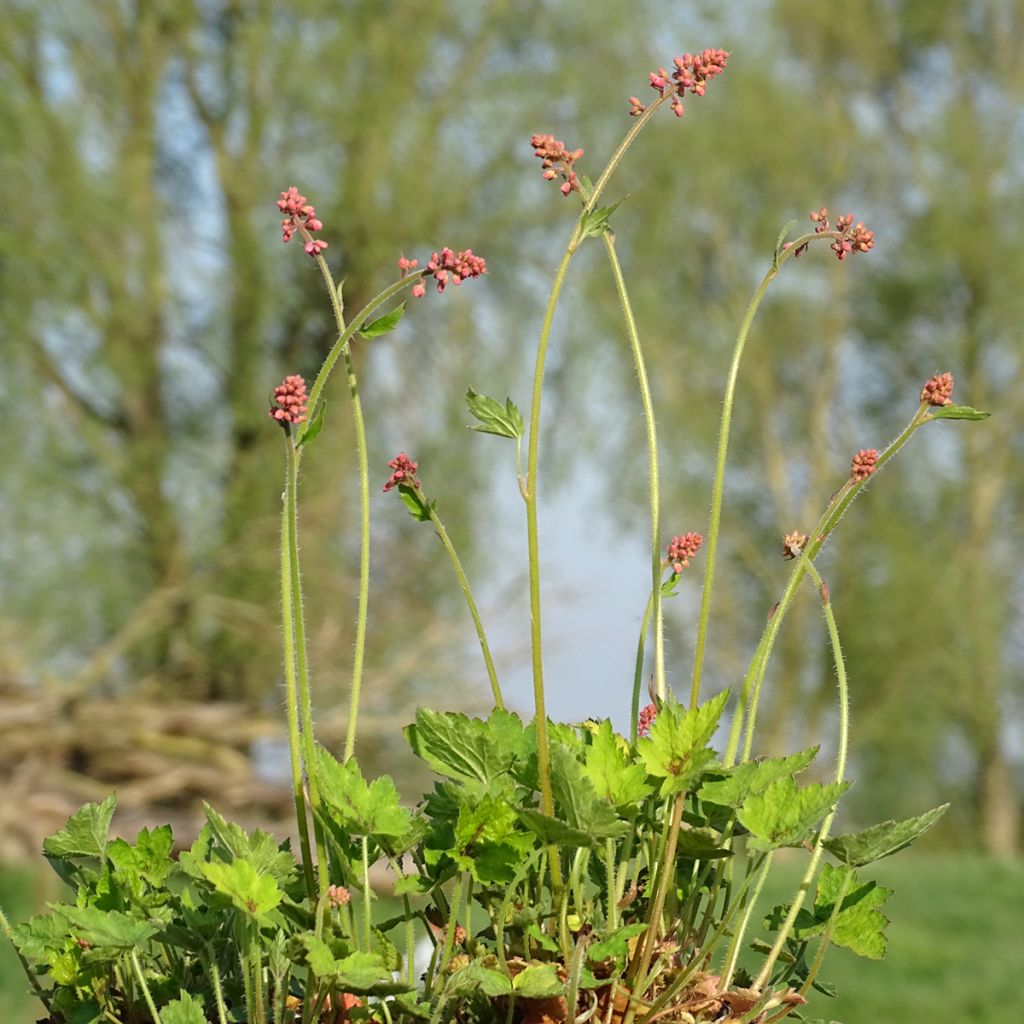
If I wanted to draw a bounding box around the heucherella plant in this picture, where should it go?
[3,47,989,1024]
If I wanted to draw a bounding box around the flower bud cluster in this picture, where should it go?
[797,208,875,261]
[638,703,658,738]
[268,374,309,425]
[630,48,729,118]
[850,448,879,482]
[920,372,954,407]
[423,247,487,295]
[666,532,704,574]
[383,452,420,492]
[277,187,329,258]
[530,133,585,196]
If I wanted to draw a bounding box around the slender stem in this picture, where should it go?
[630,590,656,743]
[207,953,230,1024]
[286,443,328,893]
[525,98,664,829]
[0,904,51,1011]
[720,851,774,989]
[724,404,929,768]
[250,928,267,1024]
[689,230,872,710]
[361,835,373,948]
[341,343,372,762]
[427,503,504,708]
[624,792,684,1024]
[752,560,850,991]
[280,439,316,899]
[690,264,778,709]
[602,234,665,697]
[129,949,162,1024]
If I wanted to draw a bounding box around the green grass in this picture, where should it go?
[748,853,1024,1024]
[3,855,1022,1023]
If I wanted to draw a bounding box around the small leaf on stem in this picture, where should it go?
[359,303,407,339]
[466,388,524,439]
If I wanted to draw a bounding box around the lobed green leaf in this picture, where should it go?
[738,777,850,850]
[465,387,524,439]
[43,793,117,860]
[824,803,948,867]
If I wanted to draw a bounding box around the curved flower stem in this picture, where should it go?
[286,442,328,893]
[630,589,656,744]
[688,230,867,711]
[724,403,929,768]
[602,234,666,699]
[426,503,504,708]
[308,253,410,762]
[752,559,849,991]
[280,436,316,900]
[525,99,664,832]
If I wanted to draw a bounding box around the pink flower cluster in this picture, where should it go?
[277,186,328,258]
[638,703,658,738]
[530,133,584,196]
[383,452,420,492]
[326,884,350,908]
[629,48,729,118]
[798,208,875,261]
[666,532,704,574]
[920,372,954,407]
[420,247,487,296]
[268,374,309,425]
[850,448,879,482]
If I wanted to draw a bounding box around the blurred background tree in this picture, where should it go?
[0,0,1019,858]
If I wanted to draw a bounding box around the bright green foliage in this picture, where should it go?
[360,303,407,339]
[927,405,990,421]
[405,708,528,785]
[512,963,564,997]
[51,906,159,952]
[198,804,297,882]
[42,793,117,860]
[738,777,850,850]
[296,401,326,447]
[578,199,626,241]
[465,388,525,439]
[549,744,630,841]
[106,826,175,895]
[302,937,412,995]
[824,803,949,867]
[452,792,532,882]
[583,719,654,807]
[447,960,512,997]
[699,747,818,807]
[160,990,207,1024]
[316,746,414,839]
[200,859,283,921]
[637,690,729,796]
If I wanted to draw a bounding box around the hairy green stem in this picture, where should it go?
[724,404,928,768]
[630,590,656,744]
[129,949,162,1024]
[720,851,774,989]
[427,503,504,708]
[689,229,872,710]
[602,234,665,698]
[286,443,328,893]
[525,98,664,857]
[0,904,50,1011]
[280,439,316,899]
[752,560,849,990]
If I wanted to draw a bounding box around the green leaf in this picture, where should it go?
[200,859,283,920]
[550,744,630,841]
[824,803,948,867]
[297,401,326,447]
[11,912,72,960]
[928,404,990,421]
[315,747,413,838]
[452,792,531,883]
[812,864,891,959]
[107,825,175,895]
[588,923,648,963]
[304,937,414,995]
[674,827,733,860]
[52,905,159,949]
[405,708,525,785]
[579,198,625,240]
[201,806,297,882]
[446,960,512,997]
[637,691,729,796]
[43,793,117,859]
[64,999,104,1024]
[698,748,819,808]
[399,484,433,522]
[738,778,850,850]
[360,303,406,338]
[465,387,524,439]
[394,872,432,896]
[512,962,564,998]
[583,720,654,808]
[160,991,207,1024]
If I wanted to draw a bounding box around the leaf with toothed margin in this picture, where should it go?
[465,388,524,439]
[928,404,990,421]
[824,803,948,867]
[297,401,325,447]
[359,303,406,339]
[579,198,626,240]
